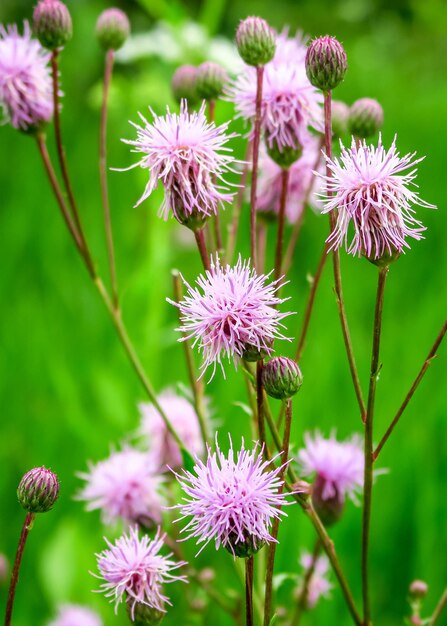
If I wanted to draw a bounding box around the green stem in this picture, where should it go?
[428,588,447,626]
[194,228,211,271]
[256,360,267,455]
[291,539,322,626]
[245,556,254,626]
[361,265,389,626]
[249,66,264,271]
[4,513,35,626]
[274,168,290,282]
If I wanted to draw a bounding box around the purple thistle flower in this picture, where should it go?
[257,137,321,223]
[297,552,332,609]
[139,389,206,471]
[173,437,292,556]
[297,431,364,505]
[0,22,53,130]
[95,527,187,620]
[78,447,164,528]
[169,256,293,379]
[48,604,103,626]
[227,31,322,152]
[120,101,239,224]
[318,135,436,259]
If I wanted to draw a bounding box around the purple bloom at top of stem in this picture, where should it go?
[120,101,240,224]
[48,604,103,626]
[0,22,54,130]
[318,135,436,260]
[168,255,293,380]
[172,436,292,556]
[227,30,323,153]
[297,551,332,609]
[94,526,187,620]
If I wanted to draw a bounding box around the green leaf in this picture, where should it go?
[181,447,196,472]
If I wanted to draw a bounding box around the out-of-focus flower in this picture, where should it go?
[33,0,73,51]
[0,22,53,130]
[331,100,350,139]
[171,65,198,105]
[96,8,130,52]
[257,137,321,223]
[318,136,435,262]
[348,97,384,139]
[139,390,205,470]
[195,61,228,101]
[120,102,238,230]
[48,604,103,626]
[173,437,291,557]
[95,527,187,620]
[297,552,332,609]
[78,447,164,528]
[169,256,293,379]
[0,554,9,585]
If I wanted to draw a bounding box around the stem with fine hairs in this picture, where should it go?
[249,66,264,270]
[172,270,209,445]
[274,168,290,282]
[291,539,322,626]
[263,398,293,626]
[194,228,211,271]
[99,48,119,310]
[226,141,252,265]
[257,221,267,274]
[373,318,447,460]
[245,556,254,626]
[4,512,35,626]
[361,265,389,626]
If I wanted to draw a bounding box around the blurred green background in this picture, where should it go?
[1,0,446,624]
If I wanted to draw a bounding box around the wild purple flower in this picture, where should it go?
[0,22,53,130]
[297,552,332,609]
[169,256,293,379]
[139,390,205,471]
[95,527,187,620]
[78,447,164,528]
[319,135,435,259]
[120,101,239,224]
[227,31,322,152]
[257,137,321,223]
[173,437,291,556]
[48,605,103,626]
[297,431,364,505]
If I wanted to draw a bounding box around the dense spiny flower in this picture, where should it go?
[318,136,435,260]
[297,431,364,505]
[95,527,187,620]
[139,390,205,470]
[48,604,103,626]
[121,101,238,226]
[169,256,293,379]
[173,437,291,556]
[297,552,332,608]
[257,137,321,223]
[227,31,322,152]
[0,22,53,130]
[78,447,164,527]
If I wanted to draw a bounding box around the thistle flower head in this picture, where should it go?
[121,102,238,228]
[139,390,205,471]
[331,100,350,139]
[48,604,103,626]
[78,447,164,528]
[173,437,291,556]
[171,65,198,106]
[95,527,187,620]
[348,97,384,139]
[305,35,347,92]
[195,62,228,101]
[0,22,53,130]
[169,256,293,379]
[33,0,72,51]
[96,8,130,51]
[262,356,303,400]
[17,466,60,513]
[235,17,276,67]
[297,431,364,506]
[318,135,435,261]
[297,552,332,608]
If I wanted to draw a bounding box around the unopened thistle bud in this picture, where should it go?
[17,467,60,513]
[305,35,347,92]
[225,531,265,558]
[331,100,350,139]
[236,17,276,67]
[267,142,303,170]
[196,62,228,101]
[96,8,130,51]
[348,97,384,138]
[311,475,344,526]
[262,356,303,400]
[33,0,73,50]
[409,580,428,600]
[242,342,272,363]
[127,601,164,626]
[171,65,199,105]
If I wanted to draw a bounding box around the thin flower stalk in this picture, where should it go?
[245,556,254,626]
[256,359,267,456]
[362,265,389,626]
[274,168,290,283]
[226,141,252,265]
[291,539,322,626]
[373,318,447,460]
[4,513,35,626]
[428,588,447,626]
[250,66,264,270]
[194,229,211,271]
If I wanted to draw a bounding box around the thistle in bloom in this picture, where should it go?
[78,447,164,528]
[0,22,53,130]
[139,390,205,470]
[319,135,435,262]
[48,604,103,626]
[173,437,291,557]
[297,431,363,524]
[121,101,238,229]
[297,552,332,609]
[169,256,293,379]
[95,527,187,620]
